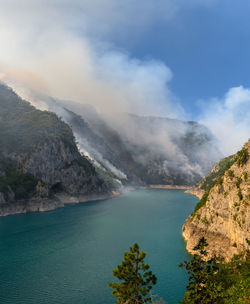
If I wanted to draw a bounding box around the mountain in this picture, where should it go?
[185,153,237,199]
[0,84,119,216]
[24,91,221,186]
[0,83,223,216]
[183,140,250,261]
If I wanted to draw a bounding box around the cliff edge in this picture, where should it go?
[183,140,250,261]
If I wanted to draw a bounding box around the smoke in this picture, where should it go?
[0,0,248,158]
[199,86,250,155]
[0,0,186,119]
[76,135,128,180]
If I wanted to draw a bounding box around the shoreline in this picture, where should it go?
[0,190,121,217]
[184,188,204,199]
[0,185,196,217]
[149,184,191,190]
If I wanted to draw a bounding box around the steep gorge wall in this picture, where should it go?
[0,84,118,216]
[183,141,250,261]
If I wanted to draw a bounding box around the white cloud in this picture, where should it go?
[0,0,187,118]
[199,86,250,155]
[2,0,248,158]
[224,86,250,109]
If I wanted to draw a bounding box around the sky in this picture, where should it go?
[0,0,249,155]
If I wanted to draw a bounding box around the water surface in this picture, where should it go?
[0,189,198,304]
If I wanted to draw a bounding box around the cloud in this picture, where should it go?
[0,0,187,118]
[0,0,218,118]
[1,0,249,159]
[0,1,178,38]
[198,86,250,155]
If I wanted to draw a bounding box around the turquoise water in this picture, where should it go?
[0,189,198,304]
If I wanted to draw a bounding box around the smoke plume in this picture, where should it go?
[0,0,249,157]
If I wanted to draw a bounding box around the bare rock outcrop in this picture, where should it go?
[183,140,250,261]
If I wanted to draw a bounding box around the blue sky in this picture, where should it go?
[103,0,250,118]
[0,0,249,154]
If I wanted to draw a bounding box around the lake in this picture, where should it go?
[0,189,198,304]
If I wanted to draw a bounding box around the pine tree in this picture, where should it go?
[108,243,157,304]
[179,237,224,304]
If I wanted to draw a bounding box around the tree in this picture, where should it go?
[179,237,224,304]
[108,243,157,304]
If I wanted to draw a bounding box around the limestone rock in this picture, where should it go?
[183,140,250,261]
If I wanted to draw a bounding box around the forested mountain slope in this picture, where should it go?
[25,91,221,186]
[0,84,118,216]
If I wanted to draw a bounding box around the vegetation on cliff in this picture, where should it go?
[0,83,77,154]
[198,154,236,192]
[0,83,118,212]
[0,155,40,200]
[191,154,236,214]
[183,140,250,262]
[190,142,249,215]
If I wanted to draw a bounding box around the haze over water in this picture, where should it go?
[0,189,198,304]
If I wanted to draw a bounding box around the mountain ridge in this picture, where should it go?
[21,88,221,186]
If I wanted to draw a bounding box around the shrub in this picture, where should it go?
[238,189,243,201]
[235,177,242,189]
[228,170,234,178]
[193,191,210,213]
[236,148,248,166]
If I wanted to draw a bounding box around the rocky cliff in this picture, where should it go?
[0,84,119,216]
[18,89,221,186]
[183,140,250,261]
[185,153,237,199]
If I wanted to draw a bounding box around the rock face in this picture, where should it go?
[183,141,250,261]
[22,91,222,186]
[185,153,237,199]
[0,83,119,216]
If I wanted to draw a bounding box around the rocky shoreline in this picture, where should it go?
[0,191,121,217]
[184,187,204,199]
[0,185,194,217]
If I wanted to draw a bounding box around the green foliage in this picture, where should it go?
[0,84,77,154]
[0,171,39,200]
[193,191,209,213]
[180,238,250,304]
[0,155,40,200]
[192,154,237,214]
[235,177,242,189]
[216,177,223,186]
[179,238,223,304]
[243,171,248,181]
[234,202,240,207]
[215,252,250,303]
[199,155,236,192]
[238,189,243,201]
[236,148,248,166]
[227,170,234,179]
[108,243,157,304]
[201,217,208,224]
